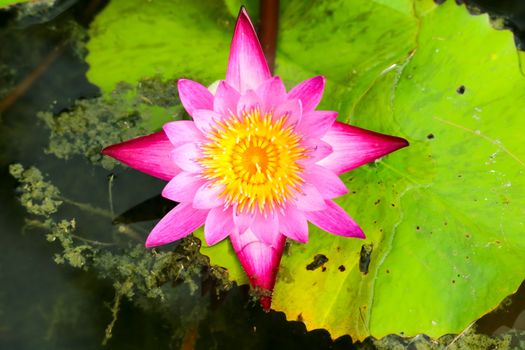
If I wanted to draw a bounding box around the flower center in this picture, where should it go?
[198,109,307,214]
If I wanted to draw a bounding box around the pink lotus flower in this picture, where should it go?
[102,8,408,309]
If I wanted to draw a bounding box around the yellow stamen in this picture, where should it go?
[198,109,306,214]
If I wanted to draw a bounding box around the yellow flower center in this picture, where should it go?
[198,109,307,214]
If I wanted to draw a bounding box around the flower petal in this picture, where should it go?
[214,80,241,116]
[233,211,255,234]
[295,183,327,212]
[171,143,202,173]
[145,203,208,247]
[178,79,214,116]
[300,138,333,164]
[255,76,287,113]
[229,229,286,310]
[102,131,179,181]
[287,76,325,112]
[162,172,204,203]
[274,98,302,127]
[193,182,225,209]
[204,207,234,245]
[303,164,348,199]
[296,111,337,138]
[319,122,409,174]
[250,212,279,245]
[163,121,204,148]
[279,206,308,243]
[237,90,261,116]
[304,200,365,238]
[226,8,271,93]
[192,109,222,133]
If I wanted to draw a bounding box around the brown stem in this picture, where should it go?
[259,0,279,74]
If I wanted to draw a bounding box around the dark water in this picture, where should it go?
[0,1,524,349]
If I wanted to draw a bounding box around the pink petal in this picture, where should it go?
[287,76,325,112]
[319,122,409,175]
[303,165,348,199]
[163,121,204,148]
[233,211,255,234]
[255,76,287,113]
[274,98,302,127]
[237,90,261,116]
[214,80,241,116]
[295,183,327,212]
[296,111,337,138]
[250,212,279,245]
[145,203,208,247]
[226,8,271,93]
[178,79,214,116]
[300,138,333,164]
[193,182,225,209]
[229,229,287,310]
[102,131,179,181]
[171,143,202,173]
[204,207,234,245]
[279,206,308,243]
[162,172,204,203]
[192,109,221,133]
[304,200,365,238]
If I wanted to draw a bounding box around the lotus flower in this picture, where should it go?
[102,8,408,309]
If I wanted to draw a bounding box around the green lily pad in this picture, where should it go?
[272,0,525,341]
[0,0,31,8]
[86,0,234,94]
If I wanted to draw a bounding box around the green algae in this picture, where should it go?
[39,77,183,170]
[9,162,233,345]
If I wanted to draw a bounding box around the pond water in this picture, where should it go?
[1,1,525,349]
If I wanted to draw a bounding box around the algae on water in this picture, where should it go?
[39,77,184,169]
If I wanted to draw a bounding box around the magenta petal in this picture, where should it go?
[163,121,204,148]
[296,111,338,138]
[214,80,241,116]
[287,76,325,112]
[303,164,348,199]
[319,122,409,175]
[226,8,271,93]
[274,98,302,127]
[305,200,365,238]
[250,212,279,245]
[192,109,221,133]
[162,172,204,203]
[171,143,202,173]
[102,131,179,181]
[255,76,287,113]
[229,229,286,310]
[295,183,327,212]
[204,207,234,245]
[145,203,208,247]
[193,182,225,209]
[237,90,261,116]
[178,79,214,116]
[279,206,308,243]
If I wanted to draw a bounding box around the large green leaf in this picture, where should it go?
[272,0,525,340]
[86,0,233,93]
[0,0,31,8]
[85,0,525,341]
